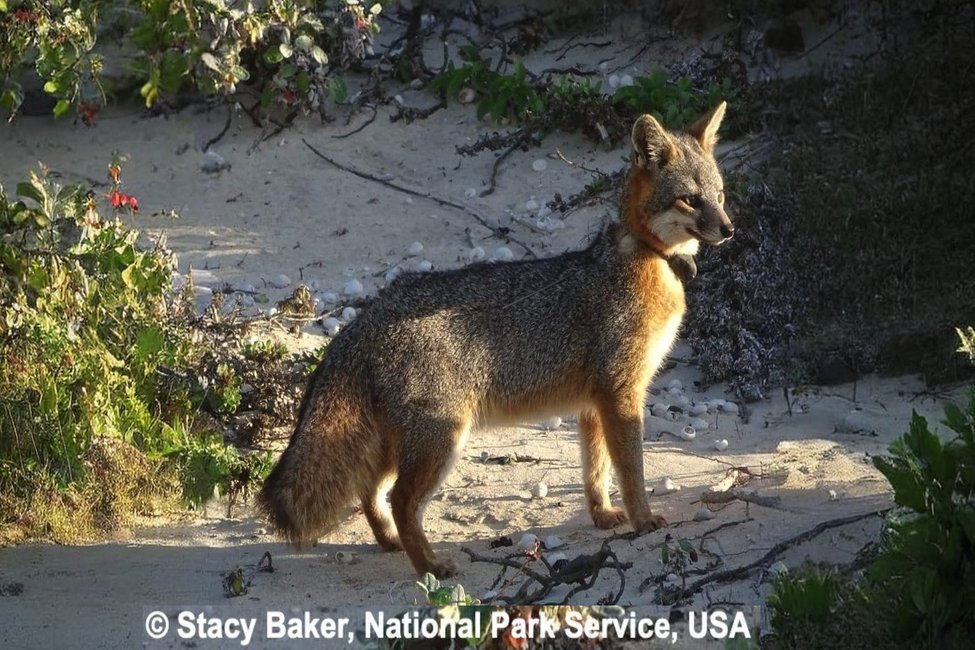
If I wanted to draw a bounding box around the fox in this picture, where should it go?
[259,102,734,578]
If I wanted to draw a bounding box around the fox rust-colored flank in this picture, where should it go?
[259,102,734,578]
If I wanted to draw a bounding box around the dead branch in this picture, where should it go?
[462,540,632,605]
[699,488,785,511]
[665,509,891,604]
[302,138,537,257]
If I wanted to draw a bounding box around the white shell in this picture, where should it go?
[458,87,477,104]
[335,550,355,564]
[650,403,669,418]
[464,187,478,198]
[694,507,714,522]
[665,572,679,583]
[531,482,548,498]
[492,246,514,262]
[675,395,691,409]
[342,279,364,297]
[543,535,563,550]
[525,199,540,211]
[408,241,424,255]
[531,159,547,172]
[321,291,338,303]
[690,418,709,431]
[543,416,562,430]
[619,74,635,87]
[384,267,401,283]
[828,489,838,501]
[661,477,680,493]
[468,246,486,262]
[720,401,740,414]
[415,260,433,272]
[341,307,357,321]
[322,317,341,336]
[713,439,729,451]
[678,425,696,440]
[667,379,683,391]
[769,561,789,576]
[518,533,539,549]
[689,403,708,417]
[608,74,621,89]
[270,274,291,288]
[545,551,567,565]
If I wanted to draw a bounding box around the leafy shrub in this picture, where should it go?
[0,162,277,540]
[869,394,975,645]
[0,0,381,120]
[767,390,975,647]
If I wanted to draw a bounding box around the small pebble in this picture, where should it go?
[415,260,433,272]
[408,241,424,255]
[343,279,364,297]
[667,379,683,391]
[694,507,714,522]
[341,307,357,321]
[661,477,680,493]
[531,482,548,499]
[689,403,708,417]
[518,533,539,549]
[200,150,229,173]
[678,425,696,441]
[525,199,540,212]
[464,188,478,198]
[384,267,401,283]
[492,246,514,262]
[543,416,562,430]
[720,402,740,415]
[322,317,341,336]
[675,395,691,409]
[481,589,498,600]
[650,403,669,418]
[828,489,838,501]
[608,74,621,89]
[321,291,338,303]
[619,74,635,87]
[467,246,486,262]
[542,535,562,550]
[690,418,709,431]
[665,572,680,583]
[335,550,355,564]
[713,439,729,451]
[769,561,789,576]
[531,159,547,172]
[270,274,291,288]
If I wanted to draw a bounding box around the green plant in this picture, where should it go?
[767,569,839,629]
[0,162,282,539]
[0,0,382,120]
[0,1,104,120]
[869,394,975,645]
[431,47,543,122]
[957,326,975,363]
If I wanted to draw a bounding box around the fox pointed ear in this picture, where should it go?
[631,114,677,170]
[687,101,727,151]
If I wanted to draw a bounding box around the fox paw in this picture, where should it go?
[377,536,403,552]
[427,557,459,579]
[591,506,628,529]
[632,512,668,533]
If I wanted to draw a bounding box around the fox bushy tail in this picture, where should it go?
[257,369,379,544]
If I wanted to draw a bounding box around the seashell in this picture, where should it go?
[518,533,539,549]
[720,401,739,415]
[322,317,340,336]
[650,403,669,418]
[492,246,514,262]
[543,416,562,430]
[689,403,708,417]
[415,260,433,272]
[690,418,709,431]
[694,507,714,522]
[713,439,729,451]
[342,279,364,297]
[531,482,548,498]
[661,477,680,493]
[531,159,547,172]
[678,425,696,440]
[341,307,357,321]
[458,87,477,104]
[408,241,424,255]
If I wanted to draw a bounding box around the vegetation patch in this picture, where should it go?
[0,162,314,543]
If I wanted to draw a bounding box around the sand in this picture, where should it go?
[0,8,965,648]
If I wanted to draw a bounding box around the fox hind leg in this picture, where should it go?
[580,408,629,529]
[361,474,401,552]
[390,416,470,578]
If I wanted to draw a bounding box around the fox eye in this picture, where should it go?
[680,195,701,209]
[717,190,725,205]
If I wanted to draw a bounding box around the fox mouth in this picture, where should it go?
[686,227,730,246]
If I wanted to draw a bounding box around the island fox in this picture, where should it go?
[259,102,734,578]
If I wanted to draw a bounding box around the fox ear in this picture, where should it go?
[631,114,677,170]
[687,101,727,151]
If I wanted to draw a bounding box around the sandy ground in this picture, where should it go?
[0,8,963,648]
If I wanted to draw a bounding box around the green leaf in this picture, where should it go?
[279,42,293,59]
[310,45,328,66]
[200,52,221,72]
[16,181,44,206]
[327,76,348,103]
[43,80,59,94]
[0,1,8,12]
[264,45,285,65]
[53,99,72,118]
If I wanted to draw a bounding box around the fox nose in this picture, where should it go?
[720,223,735,239]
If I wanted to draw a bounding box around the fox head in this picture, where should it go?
[621,102,734,257]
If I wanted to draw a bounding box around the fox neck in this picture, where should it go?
[619,166,699,259]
